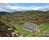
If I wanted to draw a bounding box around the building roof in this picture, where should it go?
[23,22,38,30]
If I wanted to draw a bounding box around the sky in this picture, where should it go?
[0,3,49,12]
[13,3,49,7]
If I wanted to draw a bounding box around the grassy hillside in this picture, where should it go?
[1,11,49,24]
[0,11,49,37]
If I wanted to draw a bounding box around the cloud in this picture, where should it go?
[39,6,49,11]
[0,3,49,12]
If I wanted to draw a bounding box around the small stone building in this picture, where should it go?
[23,22,40,32]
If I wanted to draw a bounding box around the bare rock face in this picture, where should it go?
[23,22,40,32]
[43,32,49,37]
[11,31,20,37]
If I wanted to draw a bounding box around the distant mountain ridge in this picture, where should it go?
[0,12,10,15]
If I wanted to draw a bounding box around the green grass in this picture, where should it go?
[39,23,49,32]
[13,23,49,37]
[13,24,33,36]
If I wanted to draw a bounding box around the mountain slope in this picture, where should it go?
[0,11,49,24]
